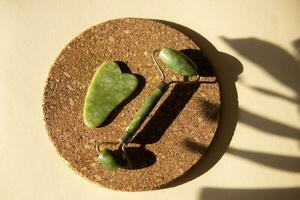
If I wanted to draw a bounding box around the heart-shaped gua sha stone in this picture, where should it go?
[83,61,138,128]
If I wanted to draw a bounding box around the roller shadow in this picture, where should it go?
[132,82,200,144]
[132,48,216,145]
[181,49,218,79]
[100,61,146,127]
[113,145,157,169]
[158,20,243,188]
[200,187,300,200]
[131,49,216,168]
[132,49,213,144]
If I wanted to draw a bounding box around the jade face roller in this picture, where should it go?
[96,47,200,170]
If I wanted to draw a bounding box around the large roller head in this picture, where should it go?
[158,48,198,76]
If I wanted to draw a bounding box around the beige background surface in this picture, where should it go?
[1,0,299,199]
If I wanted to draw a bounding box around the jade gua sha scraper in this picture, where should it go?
[83,61,138,128]
[85,48,200,170]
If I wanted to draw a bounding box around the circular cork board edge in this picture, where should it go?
[43,18,221,191]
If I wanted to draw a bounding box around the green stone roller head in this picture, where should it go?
[158,47,198,76]
[95,142,124,170]
[96,48,200,170]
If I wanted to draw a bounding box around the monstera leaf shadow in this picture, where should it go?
[185,141,300,173]
[200,187,300,200]
[221,37,300,142]
[196,38,300,199]
[221,37,300,113]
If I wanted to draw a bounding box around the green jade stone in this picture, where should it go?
[83,61,138,128]
[120,82,168,144]
[98,148,121,170]
[159,47,198,76]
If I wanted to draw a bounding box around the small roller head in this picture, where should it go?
[98,148,122,170]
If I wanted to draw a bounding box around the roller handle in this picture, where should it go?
[120,82,168,144]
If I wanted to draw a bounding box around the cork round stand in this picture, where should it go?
[43,18,221,191]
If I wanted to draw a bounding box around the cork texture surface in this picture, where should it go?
[43,18,221,191]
